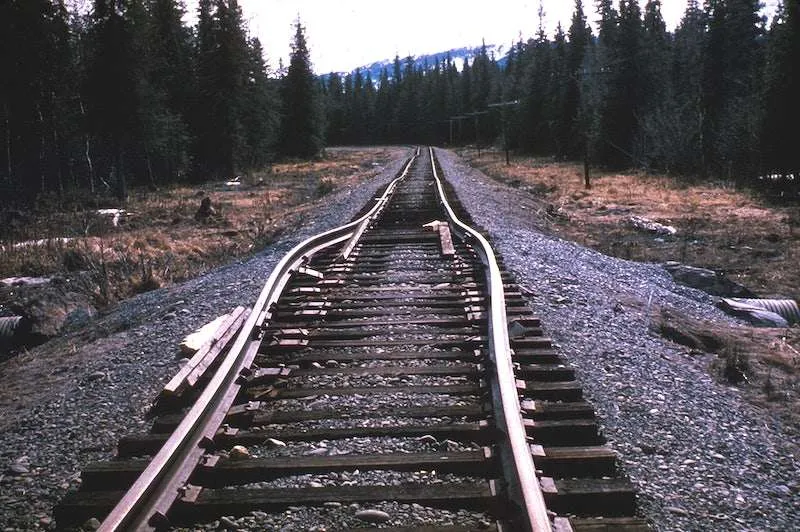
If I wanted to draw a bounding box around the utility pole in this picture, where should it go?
[448,115,468,145]
[463,110,488,157]
[488,100,519,165]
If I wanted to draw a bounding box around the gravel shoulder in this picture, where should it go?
[0,149,412,531]
[1,146,797,531]
[436,147,800,532]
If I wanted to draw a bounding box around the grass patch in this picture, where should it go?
[462,149,799,298]
[461,147,799,433]
[0,147,407,308]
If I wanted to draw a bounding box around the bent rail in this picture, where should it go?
[429,147,552,532]
[98,150,418,532]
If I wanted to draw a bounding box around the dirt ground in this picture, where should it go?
[460,148,799,432]
[0,147,406,308]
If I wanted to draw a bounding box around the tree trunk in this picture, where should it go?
[4,100,12,183]
[79,97,95,193]
[584,136,591,189]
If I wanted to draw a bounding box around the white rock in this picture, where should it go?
[355,509,391,523]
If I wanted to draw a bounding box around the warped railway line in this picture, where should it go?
[56,148,649,531]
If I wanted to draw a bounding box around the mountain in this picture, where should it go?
[321,43,508,81]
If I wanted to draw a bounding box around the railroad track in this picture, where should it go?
[56,148,649,531]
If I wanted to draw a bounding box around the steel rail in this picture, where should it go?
[429,147,552,532]
[99,151,417,531]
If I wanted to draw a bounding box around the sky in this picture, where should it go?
[202,0,780,74]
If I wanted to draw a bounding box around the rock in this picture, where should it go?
[415,435,437,444]
[507,320,527,339]
[666,506,689,516]
[219,516,239,528]
[264,438,286,447]
[6,462,29,475]
[355,509,391,523]
[8,284,96,341]
[773,485,791,497]
[87,371,106,382]
[304,447,327,456]
[228,445,250,460]
[195,196,216,221]
[663,262,756,298]
[626,215,677,235]
[82,517,101,530]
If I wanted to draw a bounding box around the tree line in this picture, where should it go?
[322,0,799,199]
[2,1,798,208]
[0,0,321,207]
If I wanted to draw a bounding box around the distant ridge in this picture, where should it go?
[321,43,507,80]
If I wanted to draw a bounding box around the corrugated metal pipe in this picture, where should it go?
[728,299,800,325]
[0,316,28,342]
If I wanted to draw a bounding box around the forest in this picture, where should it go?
[1,0,799,209]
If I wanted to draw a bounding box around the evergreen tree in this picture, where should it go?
[703,0,763,179]
[84,0,142,199]
[279,18,324,158]
[761,0,800,192]
[596,0,645,168]
[0,0,76,204]
[560,0,592,158]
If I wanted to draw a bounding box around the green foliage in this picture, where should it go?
[278,19,324,158]
[0,0,279,209]
[1,0,798,204]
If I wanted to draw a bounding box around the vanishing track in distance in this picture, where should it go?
[56,148,648,531]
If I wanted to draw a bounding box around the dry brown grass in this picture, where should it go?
[0,147,407,307]
[463,149,799,297]
[461,148,800,431]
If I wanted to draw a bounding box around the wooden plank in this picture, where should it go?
[521,400,596,420]
[160,307,248,398]
[216,423,491,446]
[197,450,495,486]
[525,418,602,445]
[267,317,479,329]
[171,483,499,522]
[531,445,617,478]
[246,384,483,401]
[518,381,583,401]
[291,338,486,349]
[153,404,487,433]
[282,350,479,364]
[516,363,575,381]
[438,223,456,256]
[118,422,492,458]
[540,477,638,517]
[279,364,479,380]
[567,517,651,532]
[78,450,494,491]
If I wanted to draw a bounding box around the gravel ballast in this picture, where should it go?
[435,147,799,532]
[0,150,413,531]
[1,147,797,531]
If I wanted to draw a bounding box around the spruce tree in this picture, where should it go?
[761,0,800,191]
[561,0,592,159]
[279,19,323,158]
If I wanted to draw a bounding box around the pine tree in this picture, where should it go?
[85,0,143,200]
[761,0,800,192]
[560,0,592,158]
[703,0,763,179]
[142,0,194,184]
[279,18,324,158]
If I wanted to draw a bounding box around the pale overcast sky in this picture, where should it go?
[208,1,779,74]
